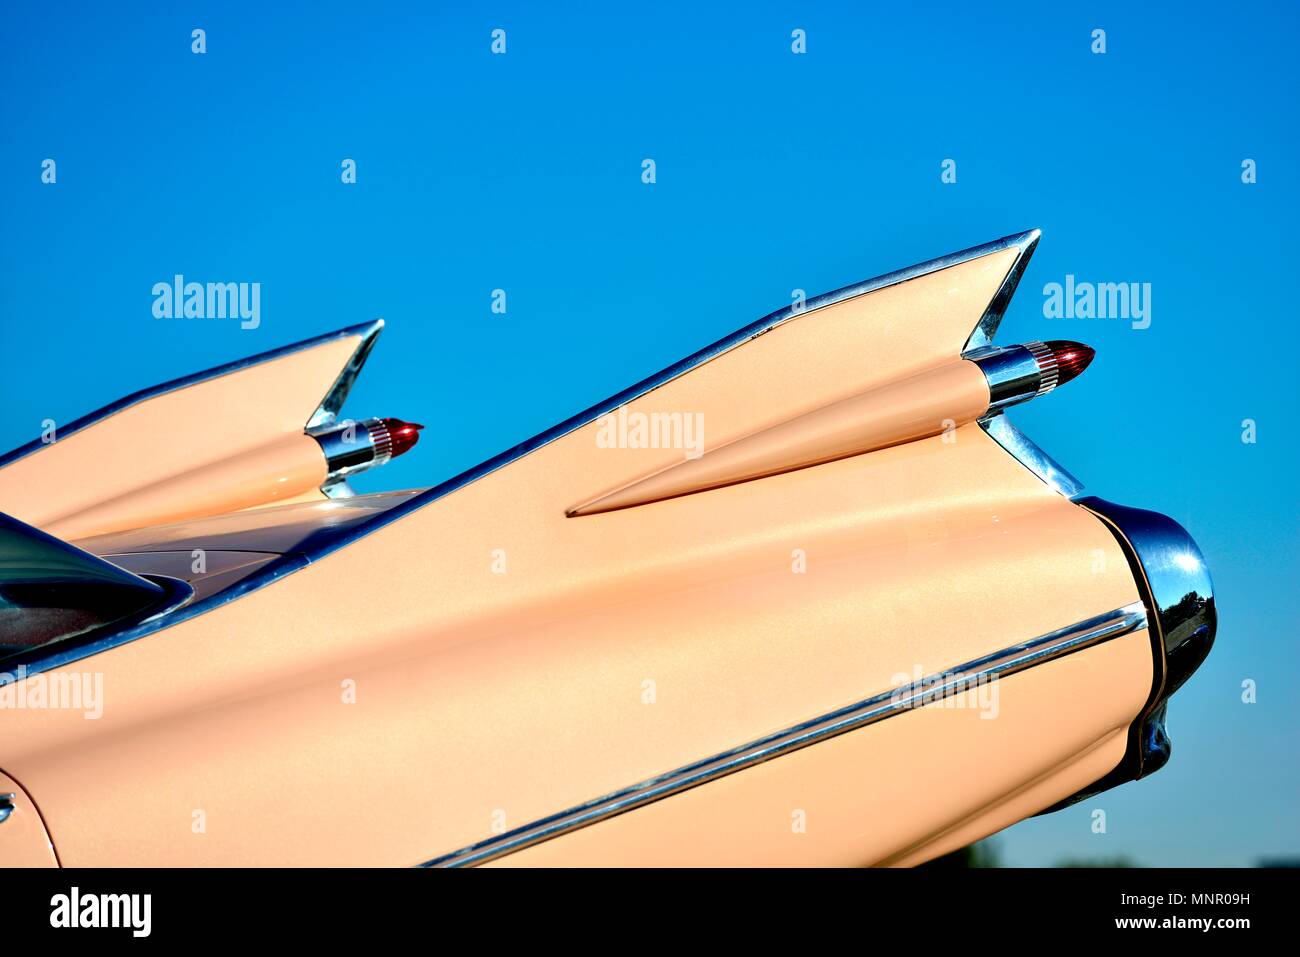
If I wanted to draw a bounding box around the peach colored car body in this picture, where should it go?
[0,231,1212,866]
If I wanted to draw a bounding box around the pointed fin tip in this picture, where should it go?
[335,317,384,340]
[306,319,386,429]
[1014,227,1041,248]
[960,229,1043,354]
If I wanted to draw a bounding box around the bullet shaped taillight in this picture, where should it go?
[381,418,424,459]
[1043,341,1095,386]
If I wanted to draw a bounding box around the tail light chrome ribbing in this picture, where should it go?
[1023,341,1060,396]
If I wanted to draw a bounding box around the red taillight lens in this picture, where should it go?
[381,418,424,458]
[1044,341,1095,386]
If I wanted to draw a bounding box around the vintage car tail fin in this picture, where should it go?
[565,229,1043,514]
[0,321,383,540]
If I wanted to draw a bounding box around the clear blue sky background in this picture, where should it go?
[2,1,1295,865]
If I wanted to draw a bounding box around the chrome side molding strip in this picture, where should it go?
[423,601,1147,867]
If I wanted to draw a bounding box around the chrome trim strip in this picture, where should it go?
[979,412,1086,499]
[1023,340,1059,396]
[422,601,1147,867]
[0,232,1043,677]
[306,321,385,430]
[320,479,357,499]
[962,228,1040,351]
[0,319,384,471]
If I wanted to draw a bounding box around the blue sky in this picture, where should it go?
[2,1,1296,865]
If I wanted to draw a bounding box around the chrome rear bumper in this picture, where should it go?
[1047,497,1216,809]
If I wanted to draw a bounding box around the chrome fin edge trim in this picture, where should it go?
[979,412,1086,499]
[422,600,1147,867]
[305,320,384,430]
[961,227,1040,352]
